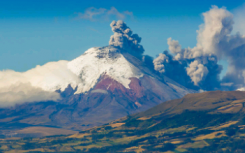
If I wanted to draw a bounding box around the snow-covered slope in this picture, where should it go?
[67,46,143,94]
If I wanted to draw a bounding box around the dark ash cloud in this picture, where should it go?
[154,6,245,91]
[109,20,145,57]
[153,51,198,89]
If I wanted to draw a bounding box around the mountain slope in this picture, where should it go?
[2,91,245,152]
[0,20,196,137]
[0,46,194,137]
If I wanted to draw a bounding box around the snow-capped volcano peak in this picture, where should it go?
[0,20,196,135]
[67,46,143,94]
[0,20,194,107]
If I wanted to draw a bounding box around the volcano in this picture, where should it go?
[0,21,195,137]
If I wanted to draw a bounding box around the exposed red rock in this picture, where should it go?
[94,75,127,93]
[94,74,145,101]
[128,77,144,98]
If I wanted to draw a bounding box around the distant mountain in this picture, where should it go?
[2,90,245,152]
[0,45,195,137]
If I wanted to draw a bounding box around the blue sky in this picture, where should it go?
[0,0,244,75]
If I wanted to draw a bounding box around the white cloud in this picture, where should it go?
[0,60,81,107]
[23,60,81,91]
[196,6,234,56]
[76,7,133,21]
[0,83,60,107]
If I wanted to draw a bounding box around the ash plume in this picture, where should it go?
[154,6,245,91]
[109,20,145,57]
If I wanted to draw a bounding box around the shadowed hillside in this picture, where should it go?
[136,90,245,117]
[1,91,245,152]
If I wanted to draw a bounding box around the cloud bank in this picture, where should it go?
[0,61,81,107]
[0,83,60,107]
[154,6,245,91]
[77,7,133,21]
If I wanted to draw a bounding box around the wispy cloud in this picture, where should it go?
[76,7,134,21]
[88,27,103,34]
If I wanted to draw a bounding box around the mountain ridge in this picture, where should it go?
[1,90,245,152]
